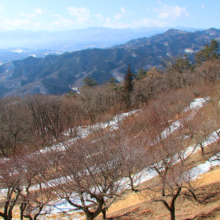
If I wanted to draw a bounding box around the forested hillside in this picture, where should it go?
[0,39,220,220]
[0,28,220,98]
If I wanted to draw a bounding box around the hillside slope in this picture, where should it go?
[0,28,220,97]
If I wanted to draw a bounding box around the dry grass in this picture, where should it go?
[102,168,220,220]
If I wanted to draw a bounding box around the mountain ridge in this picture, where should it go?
[0,28,219,98]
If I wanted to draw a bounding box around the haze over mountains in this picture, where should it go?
[0,27,219,98]
[0,27,199,50]
[0,27,199,64]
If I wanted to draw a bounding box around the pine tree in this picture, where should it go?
[83,77,97,87]
[195,39,220,64]
[123,64,134,108]
[124,64,134,93]
[136,67,147,80]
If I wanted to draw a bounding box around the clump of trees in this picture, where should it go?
[195,39,220,64]
[0,40,219,220]
[0,128,149,220]
[45,130,147,220]
[83,77,97,87]
[0,147,54,220]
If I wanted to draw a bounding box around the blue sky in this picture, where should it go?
[0,0,219,31]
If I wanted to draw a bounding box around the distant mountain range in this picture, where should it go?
[0,48,64,65]
[0,27,199,51]
[0,28,219,98]
[0,27,197,64]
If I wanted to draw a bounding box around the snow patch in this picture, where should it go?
[40,109,140,154]
[183,97,209,113]
[184,48,194,53]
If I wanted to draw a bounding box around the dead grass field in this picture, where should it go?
[102,167,220,220]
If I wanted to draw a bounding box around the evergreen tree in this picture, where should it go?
[195,39,220,64]
[123,64,134,108]
[83,77,97,87]
[108,77,117,86]
[123,64,134,93]
[136,67,147,80]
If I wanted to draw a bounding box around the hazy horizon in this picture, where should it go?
[0,0,219,31]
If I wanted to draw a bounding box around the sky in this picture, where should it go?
[0,0,219,31]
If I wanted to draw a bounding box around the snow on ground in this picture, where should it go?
[129,128,220,189]
[184,129,220,158]
[51,199,78,212]
[187,129,220,180]
[183,97,210,113]
[1,98,217,217]
[3,98,207,157]
[43,201,84,220]
[40,109,139,154]
[134,168,158,185]
[37,97,216,214]
[148,128,220,182]
[191,156,220,180]
[45,127,220,214]
[161,120,182,139]
[24,125,220,216]
[161,98,210,139]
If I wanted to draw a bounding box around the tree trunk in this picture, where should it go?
[187,188,200,203]
[79,197,105,220]
[160,187,181,220]
[169,187,181,220]
[128,173,135,191]
[20,207,24,220]
[102,209,107,219]
[20,203,28,220]
[86,214,94,220]
[33,205,43,220]
[161,181,165,196]
[200,144,204,155]
[0,214,8,220]
[170,209,175,220]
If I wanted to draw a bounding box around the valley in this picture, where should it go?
[0,28,220,98]
[0,12,220,219]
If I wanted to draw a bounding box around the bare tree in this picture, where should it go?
[145,120,197,219]
[132,67,163,108]
[0,156,25,220]
[196,60,220,84]
[209,89,220,160]
[0,97,30,157]
[142,95,201,220]
[44,131,129,220]
[15,148,53,220]
[60,96,82,138]
[25,95,63,143]
[118,128,148,192]
[79,87,97,124]
[20,189,53,220]
[148,161,195,220]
